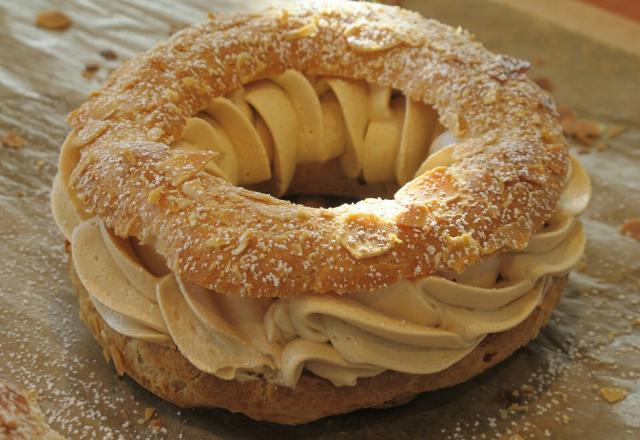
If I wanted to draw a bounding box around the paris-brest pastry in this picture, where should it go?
[51,1,590,424]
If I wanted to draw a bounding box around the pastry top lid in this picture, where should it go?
[63,0,568,297]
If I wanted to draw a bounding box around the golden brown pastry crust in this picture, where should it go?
[71,251,566,425]
[63,1,569,298]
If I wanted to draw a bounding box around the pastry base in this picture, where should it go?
[69,249,566,425]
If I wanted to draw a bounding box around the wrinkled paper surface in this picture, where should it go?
[0,0,638,438]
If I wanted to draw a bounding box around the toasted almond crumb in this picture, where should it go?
[599,386,628,403]
[99,49,117,60]
[206,236,227,248]
[577,146,590,155]
[291,243,303,256]
[605,124,626,139]
[557,105,576,121]
[167,196,193,212]
[285,21,319,40]
[1,130,26,149]
[632,318,640,328]
[147,127,163,141]
[344,23,402,52]
[509,403,529,413]
[166,89,180,102]
[562,414,571,424]
[143,407,156,422]
[561,117,605,146]
[482,87,499,104]
[277,9,290,27]
[35,10,71,31]
[533,76,553,92]
[188,211,201,226]
[235,53,251,70]
[147,187,163,204]
[182,76,196,87]
[82,63,99,79]
[619,218,640,241]
[149,418,164,431]
[339,212,401,259]
[109,346,125,376]
[232,230,253,255]
[521,384,535,395]
[101,347,110,364]
[594,140,608,151]
[73,121,108,147]
[533,57,546,66]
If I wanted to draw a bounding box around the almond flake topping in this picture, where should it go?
[339,212,401,259]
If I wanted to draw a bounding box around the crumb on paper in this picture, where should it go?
[1,130,26,149]
[99,49,118,60]
[557,105,575,121]
[561,116,605,146]
[533,76,553,92]
[149,418,164,432]
[520,384,535,396]
[599,386,629,403]
[533,57,546,66]
[619,218,640,241]
[557,104,626,151]
[82,64,100,79]
[605,124,626,139]
[143,407,156,422]
[35,10,72,31]
[632,318,640,328]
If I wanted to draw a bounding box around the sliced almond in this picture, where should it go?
[339,211,401,259]
[178,117,239,185]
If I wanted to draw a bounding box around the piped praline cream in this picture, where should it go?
[52,72,590,388]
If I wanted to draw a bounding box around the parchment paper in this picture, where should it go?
[0,1,638,438]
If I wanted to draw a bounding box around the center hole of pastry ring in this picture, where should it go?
[171,70,456,207]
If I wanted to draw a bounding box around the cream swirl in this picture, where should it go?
[51,73,591,388]
[52,155,589,388]
[63,178,586,387]
[172,70,440,195]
